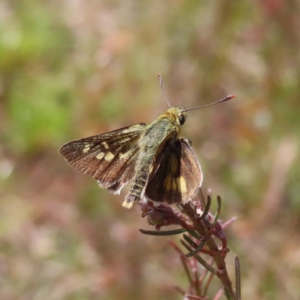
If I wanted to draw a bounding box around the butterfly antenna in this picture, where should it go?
[158,74,171,108]
[183,95,235,112]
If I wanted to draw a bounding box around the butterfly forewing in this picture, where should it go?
[145,138,203,204]
[105,145,140,193]
[59,123,146,192]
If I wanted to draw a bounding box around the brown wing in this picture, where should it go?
[59,123,146,193]
[145,138,203,204]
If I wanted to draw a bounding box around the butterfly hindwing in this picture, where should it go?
[145,138,203,204]
[59,123,146,193]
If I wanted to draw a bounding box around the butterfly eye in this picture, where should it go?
[179,114,185,125]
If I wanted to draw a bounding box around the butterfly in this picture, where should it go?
[59,75,234,208]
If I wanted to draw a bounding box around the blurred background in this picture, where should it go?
[1,1,300,299]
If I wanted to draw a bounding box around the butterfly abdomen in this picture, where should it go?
[123,157,152,208]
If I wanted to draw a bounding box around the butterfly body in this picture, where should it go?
[59,106,203,209]
[124,107,186,207]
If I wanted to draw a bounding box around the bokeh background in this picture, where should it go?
[1,1,300,299]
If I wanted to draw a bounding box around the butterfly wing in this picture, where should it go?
[145,138,203,204]
[59,123,146,194]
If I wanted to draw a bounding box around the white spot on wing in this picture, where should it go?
[104,152,114,162]
[96,152,105,160]
[102,142,109,149]
[83,145,90,153]
[119,151,130,159]
[177,176,187,193]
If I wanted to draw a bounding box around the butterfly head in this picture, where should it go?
[158,74,235,128]
[165,107,186,126]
